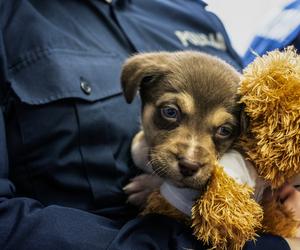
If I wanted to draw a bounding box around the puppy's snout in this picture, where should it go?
[178,157,202,177]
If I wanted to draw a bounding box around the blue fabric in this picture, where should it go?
[243,0,300,66]
[0,0,289,249]
[243,234,291,250]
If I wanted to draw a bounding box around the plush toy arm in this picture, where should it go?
[191,166,263,250]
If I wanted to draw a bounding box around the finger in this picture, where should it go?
[279,184,296,203]
[294,184,300,191]
[123,181,145,194]
[127,191,151,206]
[131,174,163,189]
[296,226,300,238]
[283,190,300,218]
[130,174,153,182]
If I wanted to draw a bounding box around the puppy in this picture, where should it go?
[122,51,243,206]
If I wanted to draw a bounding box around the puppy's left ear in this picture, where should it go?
[121,52,171,103]
[234,93,249,136]
[239,105,249,135]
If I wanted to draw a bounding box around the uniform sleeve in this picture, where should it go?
[0,111,121,250]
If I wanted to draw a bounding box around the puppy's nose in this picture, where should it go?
[178,158,200,177]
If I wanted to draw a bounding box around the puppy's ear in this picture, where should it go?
[240,106,249,135]
[121,52,171,103]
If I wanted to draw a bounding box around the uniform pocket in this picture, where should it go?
[9,49,124,145]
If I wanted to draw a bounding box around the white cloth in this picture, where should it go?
[219,150,267,202]
[160,150,266,216]
[160,181,201,216]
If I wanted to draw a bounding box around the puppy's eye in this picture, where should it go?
[161,106,180,121]
[215,125,233,139]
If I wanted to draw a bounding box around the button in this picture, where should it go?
[105,0,112,3]
[80,77,92,95]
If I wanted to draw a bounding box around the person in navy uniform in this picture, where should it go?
[0,1,296,249]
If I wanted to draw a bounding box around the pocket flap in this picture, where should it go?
[9,50,124,104]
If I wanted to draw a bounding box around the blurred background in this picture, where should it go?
[206,0,292,56]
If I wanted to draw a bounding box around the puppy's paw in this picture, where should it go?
[123,174,163,207]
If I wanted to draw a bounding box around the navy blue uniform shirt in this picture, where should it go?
[0,1,290,249]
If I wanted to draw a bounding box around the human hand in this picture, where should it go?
[279,184,300,238]
[284,237,300,250]
[123,174,163,206]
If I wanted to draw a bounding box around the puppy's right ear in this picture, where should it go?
[121,52,171,103]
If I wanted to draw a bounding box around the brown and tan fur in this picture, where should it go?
[122,51,244,204]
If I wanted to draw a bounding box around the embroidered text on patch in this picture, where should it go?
[175,31,226,51]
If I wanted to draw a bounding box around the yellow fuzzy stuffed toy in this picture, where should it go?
[238,47,300,237]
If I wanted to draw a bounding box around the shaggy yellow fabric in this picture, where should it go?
[239,47,300,188]
[191,166,263,250]
[239,47,300,237]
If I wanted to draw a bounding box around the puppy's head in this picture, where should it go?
[122,51,243,189]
